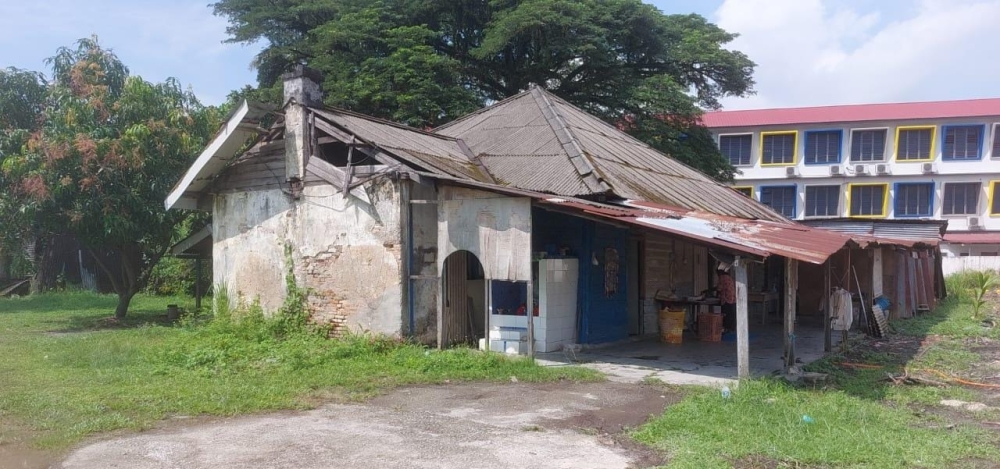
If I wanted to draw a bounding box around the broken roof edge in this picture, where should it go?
[310,105,462,143]
[165,100,273,211]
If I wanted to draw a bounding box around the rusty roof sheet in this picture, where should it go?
[436,87,787,222]
[311,107,491,182]
[421,172,934,263]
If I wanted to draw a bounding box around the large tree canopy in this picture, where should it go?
[2,38,221,317]
[213,0,754,181]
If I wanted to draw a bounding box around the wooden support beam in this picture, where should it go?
[527,281,535,357]
[872,248,884,298]
[734,256,750,379]
[824,260,832,352]
[784,258,798,371]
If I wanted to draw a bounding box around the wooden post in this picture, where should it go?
[526,281,535,357]
[824,260,832,352]
[784,258,798,371]
[734,256,750,379]
[195,258,203,311]
[872,248,883,298]
[485,280,492,352]
[437,255,445,350]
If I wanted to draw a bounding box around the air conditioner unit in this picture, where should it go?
[922,162,937,174]
[875,163,891,175]
[830,166,842,176]
[969,216,983,230]
[854,164,868,175]
[785,166,799,177]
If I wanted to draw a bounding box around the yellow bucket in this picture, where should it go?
[658,308,686,344]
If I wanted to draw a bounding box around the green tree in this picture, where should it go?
[3,38,221,317]
[213,0,754,180]
[0,68,48,284]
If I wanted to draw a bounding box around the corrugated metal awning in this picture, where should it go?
[944,232,1000,245]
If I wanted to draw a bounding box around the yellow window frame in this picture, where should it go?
[989,181,1000,217]
[894,125,937,162]
[846,183,889,218]
[760,130,798,166]
[733,186,753,198]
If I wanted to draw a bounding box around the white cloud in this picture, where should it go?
[714,0,1000,109]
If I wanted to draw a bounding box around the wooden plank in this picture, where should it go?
[872,248,884,298]
[734,256,750,379]
[784,258,798,371]
[914,254,926,309]
[895,251,907,319]
[922,253,936,309]
[306,157,345,188]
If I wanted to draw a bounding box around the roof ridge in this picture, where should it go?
[433,89,534,132]
[312,105,460,142]
[542,92,747,197]
[528,86,609,194]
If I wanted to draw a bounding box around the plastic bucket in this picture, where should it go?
[658,308,686,344]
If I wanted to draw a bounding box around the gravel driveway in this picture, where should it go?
[60,382,672,469]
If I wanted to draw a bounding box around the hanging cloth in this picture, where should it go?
[830,287,853,331]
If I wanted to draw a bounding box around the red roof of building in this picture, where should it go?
[701,98,1000,128]
[943,232,1000,245]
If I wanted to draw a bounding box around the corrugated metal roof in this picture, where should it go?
[943,232,1000,245]
[701,97,1000,128]
[310,107,491,182]
[801,219,946,243]
[436,87,788,222]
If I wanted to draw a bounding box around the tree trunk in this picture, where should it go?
[114,290,135,320]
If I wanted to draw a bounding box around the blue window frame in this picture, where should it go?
[759,185,797,218]
[804,130,842,164]
[942,124,985,161]
[894,182,934,218]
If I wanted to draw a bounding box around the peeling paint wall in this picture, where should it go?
[213,179,404,336]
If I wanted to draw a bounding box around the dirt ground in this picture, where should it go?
[53,382,675,469]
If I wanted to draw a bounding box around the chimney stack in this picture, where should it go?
[282,65,323,187]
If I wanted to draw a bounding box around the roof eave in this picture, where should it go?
[164,100,271,211]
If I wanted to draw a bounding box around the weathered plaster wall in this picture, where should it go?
[213,179,404,336]
[437,186,532,282]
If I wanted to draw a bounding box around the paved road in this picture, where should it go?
[60,382,671,469]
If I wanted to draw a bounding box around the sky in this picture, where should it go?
[2,0,999,110]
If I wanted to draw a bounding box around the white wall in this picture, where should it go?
[943,256,1000,276]
[713,116,1000,231]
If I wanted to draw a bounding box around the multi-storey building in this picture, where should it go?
[702,99,1000,258]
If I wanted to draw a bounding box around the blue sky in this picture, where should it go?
[2,1,999,109]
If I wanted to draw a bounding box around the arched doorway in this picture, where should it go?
[441,250,487,347]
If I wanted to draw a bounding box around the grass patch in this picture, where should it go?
[633,379,998,468]
[636,287,1000,468]
[0,291,598,449]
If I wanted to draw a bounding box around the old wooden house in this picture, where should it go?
[166,67,942,379]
